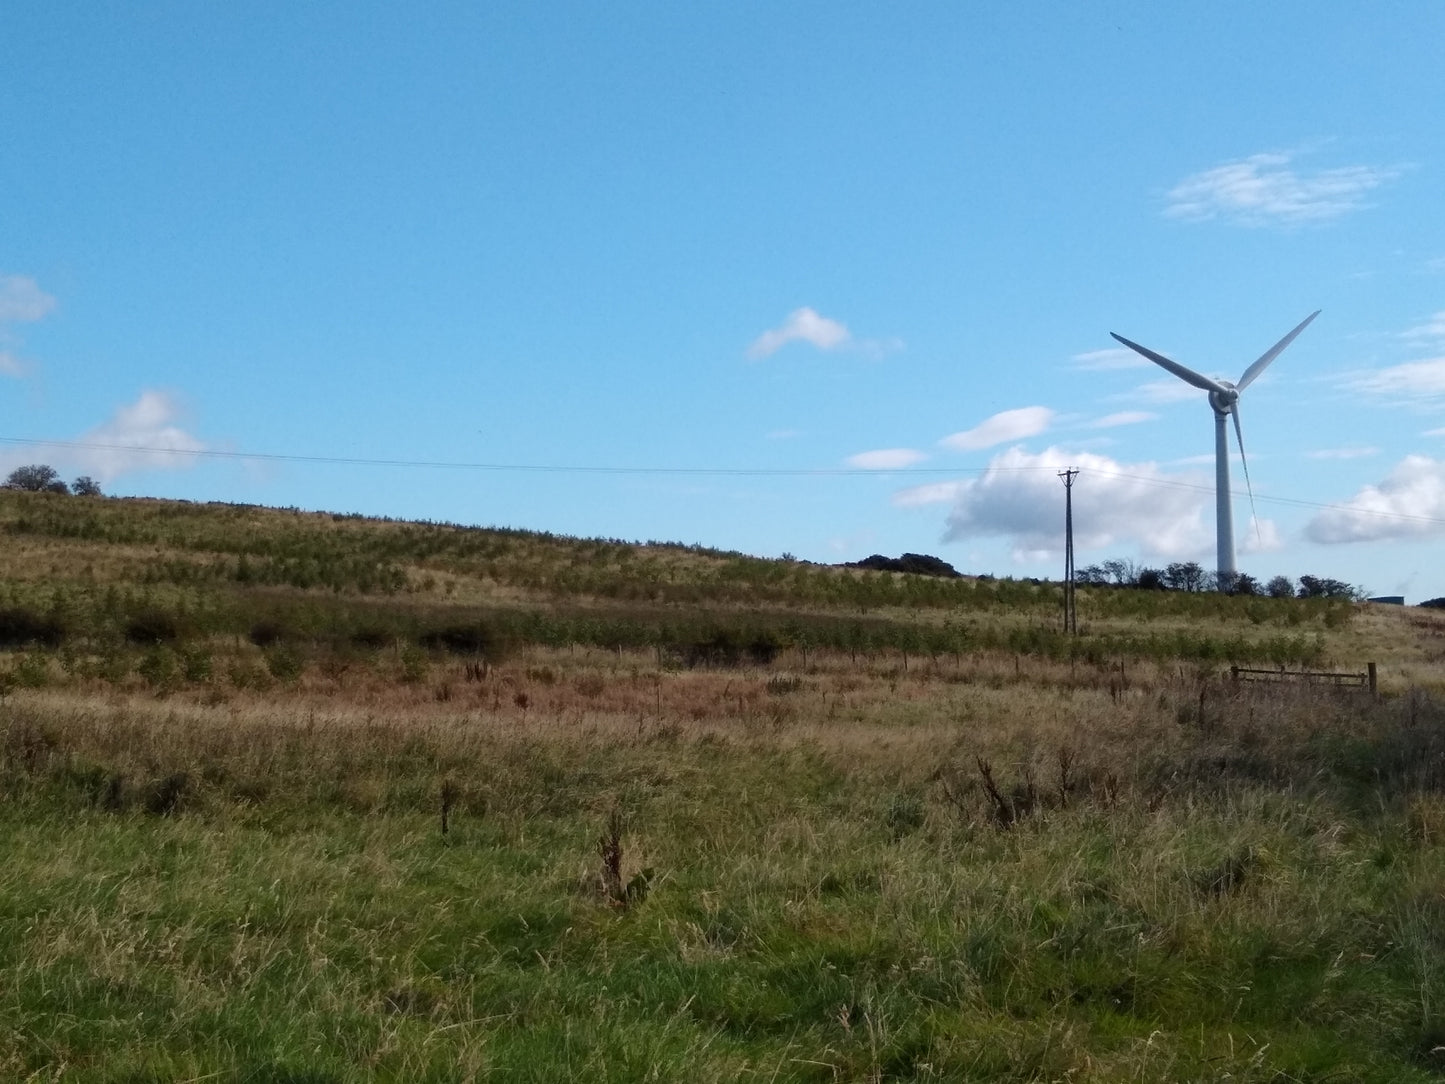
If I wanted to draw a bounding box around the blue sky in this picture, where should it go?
[4,3,1444,598]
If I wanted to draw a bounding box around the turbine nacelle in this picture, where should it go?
[1207,384,1239,416]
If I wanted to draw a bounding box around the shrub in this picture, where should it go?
[125,608,182,645]
[418,621,504,658]
[747,631,781,665]
[399,644,429,684]
[265,645,305,683]
[350,625,394,650]
[228,661,273,691]
[249,620,287,647]
[11,653,51,688]
[0,606,66,649]
[179,646,213,683]
[136,647,182,692]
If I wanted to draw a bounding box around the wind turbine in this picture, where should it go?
[1108,310,1320,588]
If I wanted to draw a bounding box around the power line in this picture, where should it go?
[4,435,1444,528]
[0,436,1017,478]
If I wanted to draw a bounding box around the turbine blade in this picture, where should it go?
[1109,333,1227,394]
[1230,403,1261,543]
[1236,310,1321,391]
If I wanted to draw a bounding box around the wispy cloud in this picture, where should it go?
[1164,152,1400,226]
[1090,411,1156,429]
[1071,347,1148,371]
[845,448,928,470]
[1347,358,1445,401]
[1307,455,1445,544]
[746,307,901,361]
[935,445,1210,561]
[0,273,57,379]
[940,406,1054,452]
[1402,311,1445,344]
[893,480,966,508]
[0,275,56,323]
[1305,446,1379,460]
[1130,378,1205,405]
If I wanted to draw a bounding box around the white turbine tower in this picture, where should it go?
[1109,311,1320,588]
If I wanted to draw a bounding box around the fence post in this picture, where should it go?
[1230,665,1239,685]
[1368,661,1377,696]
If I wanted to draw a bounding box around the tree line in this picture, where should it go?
[1075,557,1361,599]
[4,464,102,497]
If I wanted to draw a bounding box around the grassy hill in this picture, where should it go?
[1,491,1443,1081]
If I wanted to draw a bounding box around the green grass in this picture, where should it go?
[3,680,1444,1081]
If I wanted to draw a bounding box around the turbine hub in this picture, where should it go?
[1209,383,1239,415]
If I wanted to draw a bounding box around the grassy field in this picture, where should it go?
[2,491,1443,1081]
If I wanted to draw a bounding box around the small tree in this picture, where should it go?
[1163,561,1206,592]
[1265,575,1294,599]
[71,476,102,497]
[1101,558,1138,586]
[4,464,67,492]
[1297,574,1360,600]
[1231,572,1260,596]
[1136,567,1167,591]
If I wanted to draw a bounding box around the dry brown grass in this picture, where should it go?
[6,637,1424,810]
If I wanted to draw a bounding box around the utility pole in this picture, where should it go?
[1058,468,1078,634]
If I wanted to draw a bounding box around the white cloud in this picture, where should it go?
[747,307,851,359]
[1402,311,1445,344]
[1130,378,1204,405]
[747,307,901,360]
[1425,427,1445,438]
[1347,357,1445,401]
[1090,411,1157,429]
[74,391,206,482]
[1306,455,1445,544]
[845,448,928,470]
[0,275,57,323]
[936,445,1211,561]
[893,480,966,508]
[1071,347,1148,371]
[0,274,55,379]
[940,406,1054,451]
[1164,152,1400,226]
[1305,446,1379,460]
[1240,517,1284,555]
